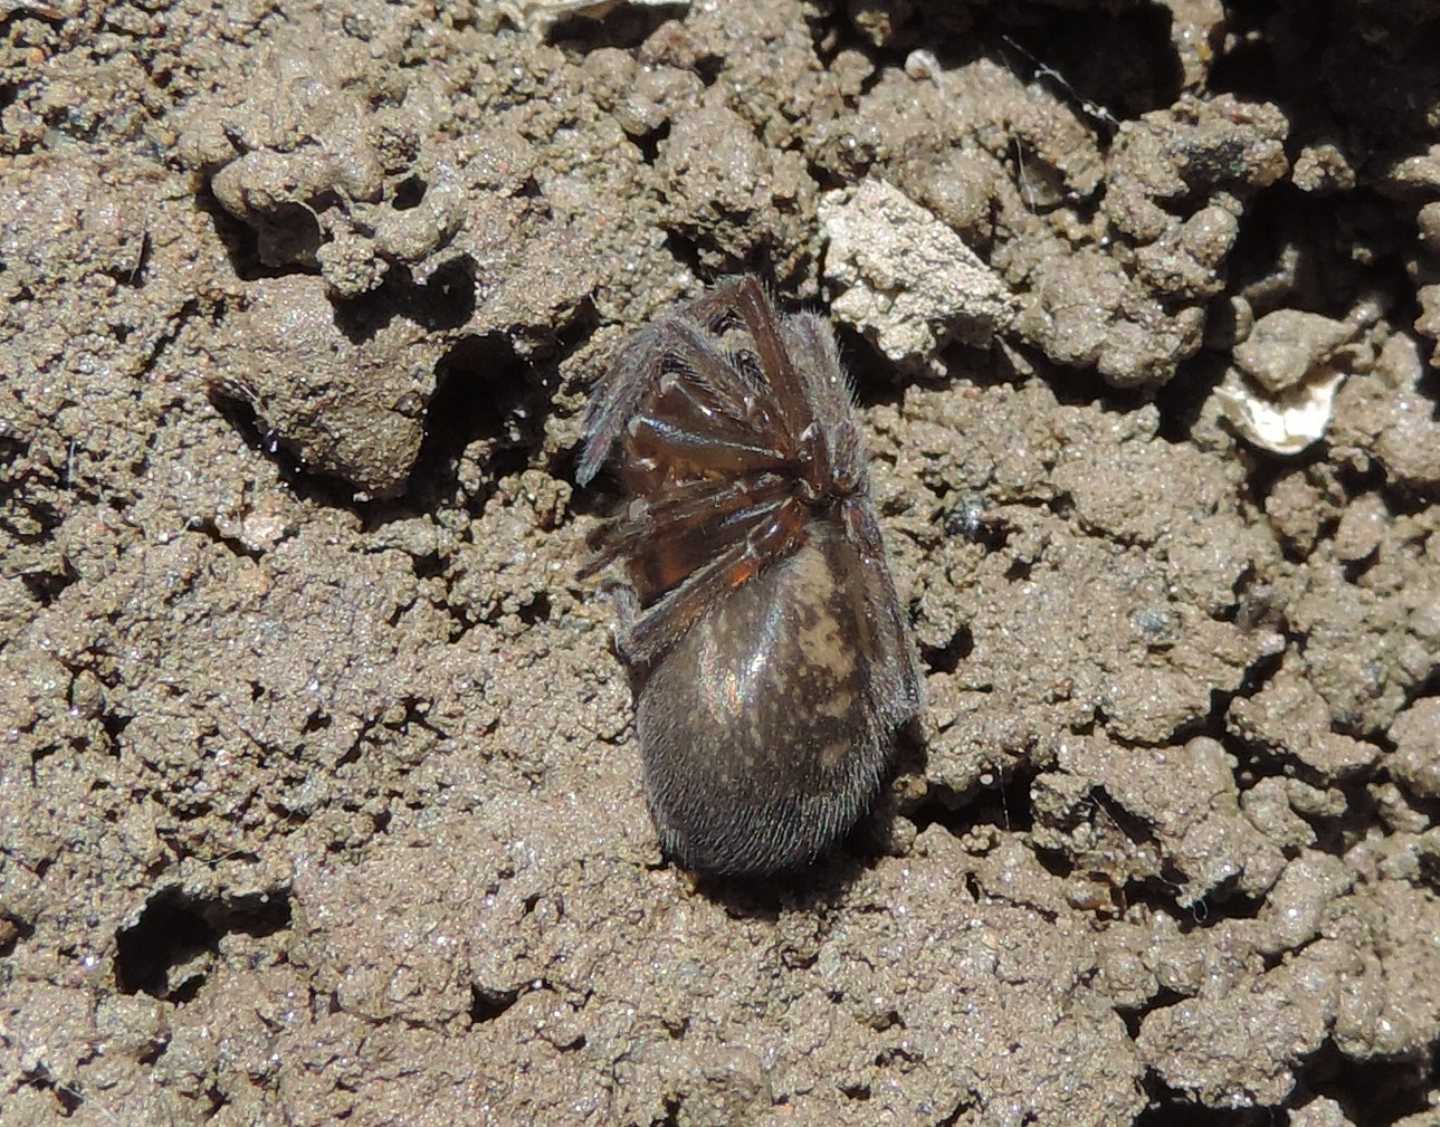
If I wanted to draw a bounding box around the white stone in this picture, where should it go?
[818,178,1014,373]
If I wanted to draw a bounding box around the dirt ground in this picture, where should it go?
[2,0,1439,1122]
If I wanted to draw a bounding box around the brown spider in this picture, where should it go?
[578,276,923,877]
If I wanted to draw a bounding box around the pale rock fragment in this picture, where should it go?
[818,178,1015,373]
[1214,308,1371,455]
[1213,365,1346,455]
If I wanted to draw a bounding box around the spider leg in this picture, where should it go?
[620,496,812,666]
[732,277,816,456]
[612,580,640,638]
[622,408,791,488]
[670,275,756,333]
[580,287,798,485]
[581,472,792,580]
[662,317,790,448]
[579,322,669,485]
[781,311,867,491]
[653,276,815,454]
[621,496,792,603]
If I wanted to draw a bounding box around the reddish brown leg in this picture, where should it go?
[583,472,792,576]
[582,285,799,486]
[733,277,816,461]
[621,497,812,665]
[622,407,792,489]
[665,276,814,455]
[625,497,790,603]
[662,317,787,443]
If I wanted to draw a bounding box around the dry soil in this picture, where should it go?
[2,1,1439,1124]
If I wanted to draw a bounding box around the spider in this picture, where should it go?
[578,276,923,877]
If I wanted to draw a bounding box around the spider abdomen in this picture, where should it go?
[637,523,887,875]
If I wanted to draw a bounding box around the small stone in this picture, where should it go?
[1333,493,1387,563]
[819,177,1014,372]
[1292,143,1356,194]
[1234,309,1352,394]
[1389,699,1440,800]
[1417,201,1440,256]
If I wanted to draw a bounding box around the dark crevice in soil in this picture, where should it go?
[989,2,1182,127]
[518,591,552,625]
[543,3,690,52]
[16,565,75,609]
[390,331,541,517]
[1102,871,1218,933]
[911,760,1037,838]
[804,155,854,196]
[919,625,973,675]
[392,174,425,210]
[1116,987,1188,1041]
[1227,565,1288,634]
[114,887,292,1000]
[1034,352,1155,419]
[1225,183,1408,324]
[406,294,598,526]
[630,120,668,166]
[1086,786,1158,849]
[1,454,76,608]
[831,322,911,409]
[194,517,265,562]
[204,1084,230,1118]
[660,230,710,284]
[97,706,132,752]
[195,188,312,284]
[411,550,445,580]
[333,256,477,343]
[1303,1041,1436,1124]
[1002,555,1033,582]
[469,983,520,1025]
[1153,353,1225,447]
[1376,476,1440,522]
[905,780,972,838]
[1030,845,1075,881]
[692,53,724,88]
[1213,4,1440,169]
[334,717,377,768]
[0,913,34,957]
[19,1068,84,1115]
[205,383,363,508]
[1334,456,1390,501]
[1136,1072,1272,1124]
